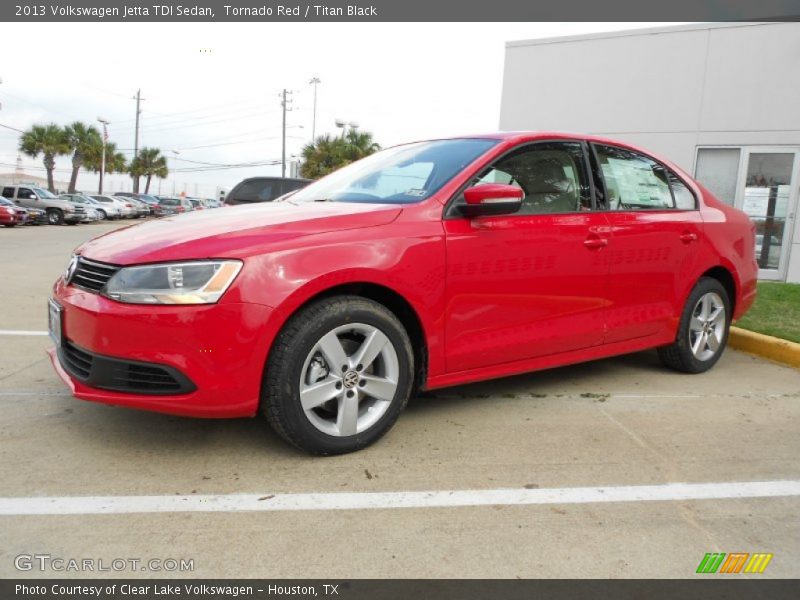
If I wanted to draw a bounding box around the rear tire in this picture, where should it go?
[262,296,414,455]
[658,277,730,373]
[3,223,14,228]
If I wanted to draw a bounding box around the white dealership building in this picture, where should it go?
[500,22,800,282]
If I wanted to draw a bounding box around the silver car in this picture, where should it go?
[90,195,130,218]
[59,194,102,222]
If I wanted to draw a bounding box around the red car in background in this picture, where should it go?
[47,132,758,454]
[0,197,29,227]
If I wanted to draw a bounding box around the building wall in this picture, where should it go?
[499,22,800,282]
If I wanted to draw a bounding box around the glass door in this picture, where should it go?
[736,149,799,280]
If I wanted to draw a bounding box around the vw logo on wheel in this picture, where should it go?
[64,256,79,284]
[342,370,359,389]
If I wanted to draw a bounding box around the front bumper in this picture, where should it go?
[49,277,277,417]
[64,212,84,223]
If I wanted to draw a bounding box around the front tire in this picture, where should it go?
[47,209,64,225]
[262,296,414,455]
[658,277,730,373]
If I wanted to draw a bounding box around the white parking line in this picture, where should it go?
[0,330,48,336]
[1,480,798,516]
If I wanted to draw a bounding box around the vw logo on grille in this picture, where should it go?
[64,256,79,284]
[343,370,359,389]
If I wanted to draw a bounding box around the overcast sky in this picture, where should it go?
[0,22,682,197]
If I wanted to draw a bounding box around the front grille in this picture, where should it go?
[73,206,85,214]
[62,341,93,379]
[113,363,183,393]
[70,257,120,292]
[58,340,195,395]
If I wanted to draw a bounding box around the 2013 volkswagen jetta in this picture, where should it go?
[48,132,758,454]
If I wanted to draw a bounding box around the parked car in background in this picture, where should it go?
[88,195,127,219]
[202,198,223,209]
[156,196,193,216]
[187,198,204,211]
[119,197,151,218]
[225,176,310,205]
[0,196,28,227]
[47,133,758,455]
[116,192,160,216]
[2,185,84,224]
[24,206,48,225]
[59,194,101,222]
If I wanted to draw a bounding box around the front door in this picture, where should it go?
[736,149,800,281]
[443,140,610,373]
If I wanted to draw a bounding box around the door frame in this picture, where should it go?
[694,145,800,281]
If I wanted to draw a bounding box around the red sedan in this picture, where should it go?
[0,197,29,227]
[48,133,757,454]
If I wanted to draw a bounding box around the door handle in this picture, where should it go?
[679,232,698,244]
[583,237,608,249]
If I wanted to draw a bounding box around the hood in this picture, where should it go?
[77,201,402,265]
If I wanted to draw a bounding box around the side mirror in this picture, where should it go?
[460,183,523,217]
[28,194,38,200]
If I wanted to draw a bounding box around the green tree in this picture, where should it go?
[300,130,380,179]
[64,121,103,193]
[84,141,128,175]
[18,123,69,193]
[129,147,168,194]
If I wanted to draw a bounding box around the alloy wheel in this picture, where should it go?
[689,291,726,361]
[299,323,399,437]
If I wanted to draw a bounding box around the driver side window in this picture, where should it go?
[472,142,591,215]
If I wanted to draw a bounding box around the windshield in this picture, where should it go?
[160,198,180,206]
[33,187,56,199]
[290,139,498,205]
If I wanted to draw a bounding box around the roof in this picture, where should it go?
[505,22,783,49]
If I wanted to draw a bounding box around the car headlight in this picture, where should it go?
[103,260,243,305]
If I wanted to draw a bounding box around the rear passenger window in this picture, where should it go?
[594,144,674,210]
[2,187,14,198]
[667,172,697,210]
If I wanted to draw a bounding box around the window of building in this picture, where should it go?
[694,148,741,206]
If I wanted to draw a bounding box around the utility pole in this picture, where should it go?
[132,89,143,192]
[97,117,110,194]
[279,89,293,178]
[309,77,320,142]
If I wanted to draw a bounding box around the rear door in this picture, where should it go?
[590,143,702,343]
[443,140,611,373]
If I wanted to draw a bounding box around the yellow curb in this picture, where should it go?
[729,326,800,369]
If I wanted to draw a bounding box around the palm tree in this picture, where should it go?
[300,130,380,179]
[130,148,168,194]
[18,124,69,193]
[64,121,103,193]
[83,141,127,194]
[84,141,128,175]
[342,129,380,163]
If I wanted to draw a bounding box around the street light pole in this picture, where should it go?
[280,89,293,178]
[309,77,320,142]
[97,117,110,195]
